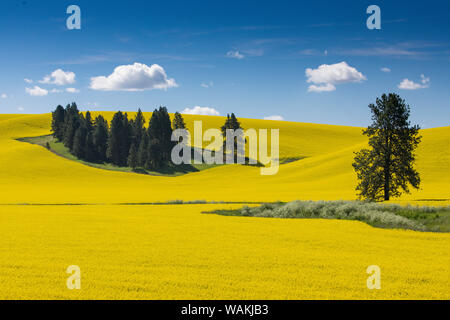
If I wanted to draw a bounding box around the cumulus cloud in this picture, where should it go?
[264,115,284,121]
[66,87,80,93]
[398,74,430,90]
[381,67,391,73]
[25,86,48,96]
[307,83,336,93]
[305,61,366,93]
[24,78,33,84]
[90,63,177,91]
[181,106,220,116]
[1,93,7,99]
[226,50,245,59]
[39,69,76,86]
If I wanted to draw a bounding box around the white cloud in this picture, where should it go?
[66,87,80,93]
[181,106,220,116]
[201,81,214,88]
[24,78,33,84]
[305,62,366,93]
[264,115,284,121]
[398,74,430,90]
[39,69,76,86]
[50,88,63,93]
[90,62,177,91]
[307,83,336,92]
[381,67,391,73]
[25,86,48,96]
[226,50,245,59]
[1,94,7,99]
[18,106,24,111]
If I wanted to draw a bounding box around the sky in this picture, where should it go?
[0,0,449,128]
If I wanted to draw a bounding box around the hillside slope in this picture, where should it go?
[0,113,448,204]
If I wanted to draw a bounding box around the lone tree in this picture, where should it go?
[352,93,421,201]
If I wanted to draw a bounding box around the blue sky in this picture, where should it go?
[0,0,449,128]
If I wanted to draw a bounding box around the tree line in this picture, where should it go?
[51,103,244,170]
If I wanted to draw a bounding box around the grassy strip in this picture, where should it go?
[204,200,450,232]
[17,135,220,176]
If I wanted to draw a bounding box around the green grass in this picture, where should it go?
[204,200,450,232]
[17,135,221,177]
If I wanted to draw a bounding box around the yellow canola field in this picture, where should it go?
[1,204,449,300]
[0,113,449,205]
[0,113,449,299]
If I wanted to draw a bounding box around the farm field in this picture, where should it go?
[1,204,449,299]
[1,113,449,205]
[0,113,449,299]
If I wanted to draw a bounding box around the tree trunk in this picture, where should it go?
[384,131,391,201]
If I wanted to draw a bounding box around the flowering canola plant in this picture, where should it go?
[0,113,449,299]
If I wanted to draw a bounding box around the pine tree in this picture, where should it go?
[221,113,244,162]
[147,109,162,169]
[72,122,87,159]
[84,131,96,162]
[51,105,66,141]
[146,107,174,169]
[352,93,421,201]
[122,113,132,164]
[173,112,186,130]
[127,143,139,169]
[85,111,94,134]
[107,111,131,166]
[132,108,146,148]
[93,115,109,162]
[107,111,125,166]
[137,131,149,168]
[158,107,174,162]
[63,102,81,151]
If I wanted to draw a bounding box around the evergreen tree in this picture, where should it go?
[158,107,175,162]
[132,108,146,148]
[51,105,66,141]
[122,113,133,163]
[221,113,244,162]
[127,143,139,169]
[84,131,96,162]
[137,132,149,168]
[173,112,186,130]
[147,109,163,169]
[85,111,94,134]
[93,115,109,162]
[63,102,81,151]
[146,107,174,168]
[107,111,131,166]
[352,93,421,201]
[72,119,87,159]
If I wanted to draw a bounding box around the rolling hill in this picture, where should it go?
[0,112,448,205]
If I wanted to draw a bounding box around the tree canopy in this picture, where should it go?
[353,93,421,201]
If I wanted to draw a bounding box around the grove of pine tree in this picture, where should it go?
[51,104,187,171]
